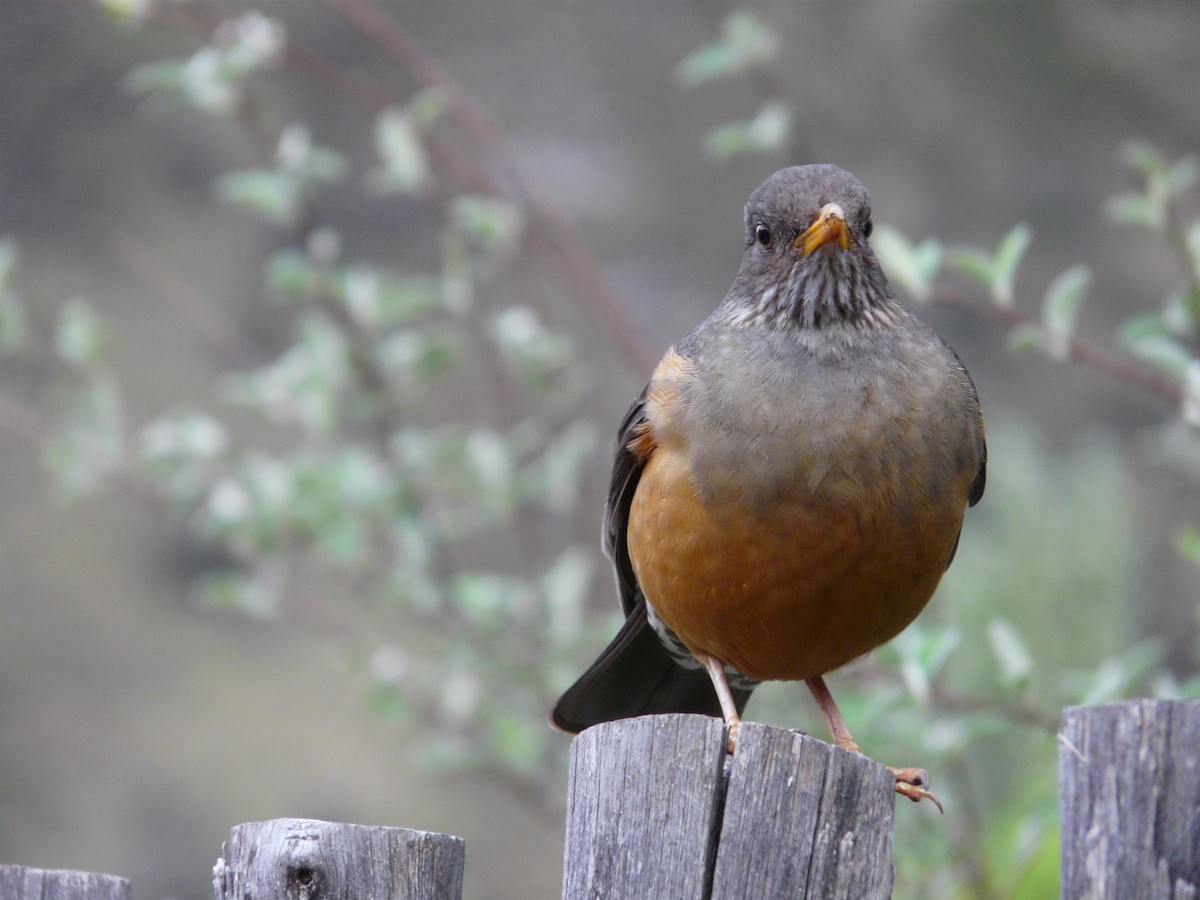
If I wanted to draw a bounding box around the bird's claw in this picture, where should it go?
[724,719,741,754]
[888,766,944,814]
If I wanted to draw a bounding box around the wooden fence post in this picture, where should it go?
[562,714,727,899]
[562,714,895,899]
[710,722,894,899]
[214,818,465,900]
[0,865,130,899]
[1059,698,1200,899]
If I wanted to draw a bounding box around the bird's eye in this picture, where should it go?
[862,218,873,239]
[754,224,772,247]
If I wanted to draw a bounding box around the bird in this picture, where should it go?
[550,164,986,808]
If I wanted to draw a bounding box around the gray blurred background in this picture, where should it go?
[2,2,1198,898]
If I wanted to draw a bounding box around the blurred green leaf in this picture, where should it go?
[521,419,597,513]
[1122,332,1192,378]
[1006,322,1045,354]
[55,297,109,367]
[43,376,125,498]
[948,224,1031,306]
[674,10,778,87]
[217,12,286,75]
[1166,156,1199,197]
[199,467,284,553]
[450,196,523,259]
[888,624,960,704]
[1076,641,1163,706]
[138,414,228,504]
[948,246,994,288]
[488,709,549,775]
[1118,311,1169,346]
[1161,289,1197,337]
[988,618,1033,687]
[288,449,389,567]
[703,101,791,159]
[1175,524,1200,569]
[364,681,413,728]
[1185,362,1200,428]
[97,0,155,21]
[125,15,283,115]
[407,86,451,126]
[217,169,299,226]
[0,236,18,285]
[223,315,350,431]
[194,567,282,619]
[338,268,443,330]
[491,306,574,392]
[124,58,194,103]
[0,291,28,356]
[266,248,324,298]
[1104,192,1164,230]
[1120,140,1169,179]
[378,327,459,390]
[412,736,475,774]
[872,226,942,302]
[464,428,515,517]
[992,223,1033,306]
[0,238,28,355]
[452,572,531,628]
[1041,264,1089,357]
[542,545,593,645]
[276,124,348,184]
[369,107,430,195]
[0,236,16,289]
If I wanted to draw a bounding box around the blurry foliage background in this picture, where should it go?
[1,2,1199,898]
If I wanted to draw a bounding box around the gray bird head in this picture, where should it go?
[721,164,899,331]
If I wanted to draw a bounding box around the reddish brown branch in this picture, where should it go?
[931,283,1185,408]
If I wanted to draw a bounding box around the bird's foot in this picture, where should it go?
[887,766,943,813]
[725,718,740,754]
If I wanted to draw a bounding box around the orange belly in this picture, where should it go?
[627,446,967,682]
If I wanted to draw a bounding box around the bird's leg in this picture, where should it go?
[698,653,742,752]
[805,675,943,812]
[805,674,860,752]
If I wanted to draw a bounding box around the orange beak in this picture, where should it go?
[795,203,851,255]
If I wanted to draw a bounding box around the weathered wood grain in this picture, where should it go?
[561,715,896,899]
[1060,699,1200,900]
[562,714,728,899]
[710,723,895,899]
[214,818,465,900]
[0,865,130,899]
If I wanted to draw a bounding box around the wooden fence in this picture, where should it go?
[1,699,1196,898]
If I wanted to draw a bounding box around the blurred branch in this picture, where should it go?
[107,224,268,368]
[851,657,1062,734]
[927,681,1061,734]
[930,282,1185,407]
[314,0,662,374]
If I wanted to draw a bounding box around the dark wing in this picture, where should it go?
[944,342,987,569]
[604,384,650,616]
[962,359,986,508]
[942,337,987,508]
[549,600,750,733]
[968,437,987,507]
[550,384,753,734]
